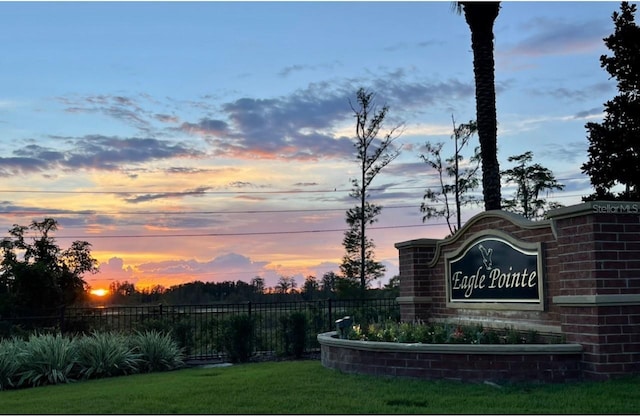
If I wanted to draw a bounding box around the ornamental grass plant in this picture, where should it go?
[131,330,185,373]
[18,333,78,387]
[76,331,141,379]
[0,337,25,390]
[0,330,185,391]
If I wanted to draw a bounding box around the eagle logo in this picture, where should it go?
[478,244,493,270]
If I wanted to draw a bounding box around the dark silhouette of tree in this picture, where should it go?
[457,1,502,210]
[109,280,136,297]
[420,117,481,234]
[250,276,265,294]
[582,1,640,201]
[154,280,259,304]
[340,88,402,298]
[381,275,400,298]
[320,271,339,299]
[501,151,565,220]
[0,218,98,316]
[107,281,139,305]
[275,276,297,294]
[301,275,320,301]
[335,275,361,300]
[228,280,255,303]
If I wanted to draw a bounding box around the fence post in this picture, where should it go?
[159,304,163,318]
[247,301,252,318]
[327,298,332,330]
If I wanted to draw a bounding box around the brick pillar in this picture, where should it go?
[394,238,438,322]
[549,202,640,380]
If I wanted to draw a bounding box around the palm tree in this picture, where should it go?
[456,1,502,210]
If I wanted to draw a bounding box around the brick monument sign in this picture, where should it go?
[395,201,640,380]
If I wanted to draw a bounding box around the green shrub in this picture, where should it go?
[169,319,195,356]
[76,331,141,379]
[475,326,501,344]
[196,317,223,355]
[279,312,307,358]
[524,329,539,344]
[503,327,539,344]
[61,318,93,334]
[349,320,400,342]
[222,314,255,363]
[347,321,550,345]
[131,330,185,373]
[397,322,418,343]
[306,305,325,350]
[0,322,30,340]
[136,318,195,356]
[18,333,78,387]
[0,320,13,339]
[442,324,465,344]
[0,338,25,390]
[137,318,173,334]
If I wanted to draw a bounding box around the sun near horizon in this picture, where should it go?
[90,288,108,297]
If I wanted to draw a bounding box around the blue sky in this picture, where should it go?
[0,1,628,291]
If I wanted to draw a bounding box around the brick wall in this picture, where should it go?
[396,202,640,380]
[396,210,561,331]
[319,333,582,383]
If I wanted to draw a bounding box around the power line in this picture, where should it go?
[0,186,427,195]
[0,192,590,218]
[0,182,588,196]
[0,204,422,217]
[50,223,445,240]
[0,175,590,197]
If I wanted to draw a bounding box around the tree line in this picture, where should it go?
[105,273,398,306]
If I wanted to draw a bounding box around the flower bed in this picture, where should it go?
[346,320,563,345]
[318,331,584,383]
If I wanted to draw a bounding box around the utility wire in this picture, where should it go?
[0,186,426,195]
[0,175,588,196]
[0,204,422,216]
[0,192,588,218]
[49,223,446,240]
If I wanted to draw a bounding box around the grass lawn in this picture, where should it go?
[1,360,639,414]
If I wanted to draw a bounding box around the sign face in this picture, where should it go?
[445,233,543,310]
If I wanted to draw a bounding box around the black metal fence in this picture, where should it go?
[1,298,399,361]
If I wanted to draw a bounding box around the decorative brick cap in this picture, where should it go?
[394,238,439,249]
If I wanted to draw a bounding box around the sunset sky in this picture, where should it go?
[0,1,625,291]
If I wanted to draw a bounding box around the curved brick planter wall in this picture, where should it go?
[318,332,583,383]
